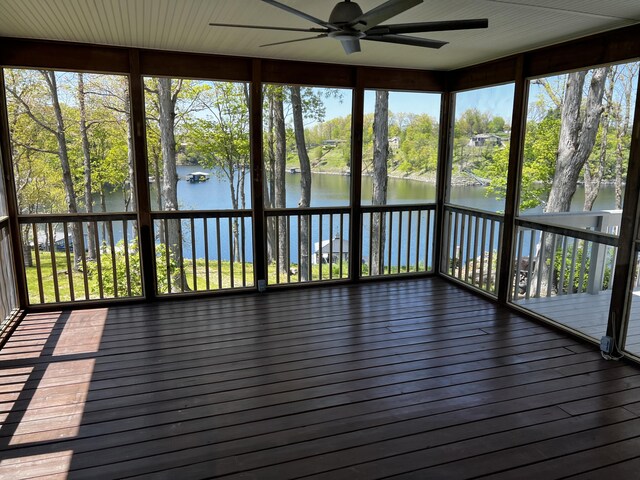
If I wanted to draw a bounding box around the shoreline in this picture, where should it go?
[177,162,486,187]
[307,167,484,186]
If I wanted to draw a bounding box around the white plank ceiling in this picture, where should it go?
[0,0,639,70]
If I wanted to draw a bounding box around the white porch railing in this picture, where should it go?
[514,210,620,299]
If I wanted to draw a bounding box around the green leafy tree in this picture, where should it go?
[186,81,250,259]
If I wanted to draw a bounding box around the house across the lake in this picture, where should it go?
[313,234,349,265]
[467,133,504,147]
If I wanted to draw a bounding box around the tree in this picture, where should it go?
[398,113,439,173]
[78,73,98,260]
[273,90,288,275]
[612,63,638,209]
[545,68,609,212]
[583,67,616,211]
[6,70,83,269]
[290,86,312,280]
[187,81,250,260]
[146,77,188,291]
[529,68,609,295]
[456,108,490,137]
[370,90,389,275]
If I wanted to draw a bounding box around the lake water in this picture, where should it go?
[105,165,623,263]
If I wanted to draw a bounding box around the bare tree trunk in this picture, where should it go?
[371,90,389,276]
[265,92,276,264]
[151,147,164,245]
[238,161,247,263]
[545,68,609,213]
[41,70,82,270]
[534,68,609,296]
[100,186,112,250]
[157,78,188,291]
[370,90,389,275]
[273,92,288,275]
[290,86,312,280]
[124,80,137,241]
[583,68,615,211]
[229,175,240,262]
[614,65,636,209]
[78,73,97,260]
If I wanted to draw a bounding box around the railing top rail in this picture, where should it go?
[18,212,138,223]
[444,204,504,222]
[521,210,623,230]
[516,217,619,247]
[151,209,252,219]
[521,209,623,219]
[265,206,351,216]
[361,203,436,213]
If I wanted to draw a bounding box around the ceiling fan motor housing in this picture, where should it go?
[329,1,364,25]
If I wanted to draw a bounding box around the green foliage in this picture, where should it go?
[87,240,143,297]
[474,113,559,211]
[6,70,133,214]
[552,242,612,294]
[398,114,438,172]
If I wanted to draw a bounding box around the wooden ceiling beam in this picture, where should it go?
[0,37,130,73]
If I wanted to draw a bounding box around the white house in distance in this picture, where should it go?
[313,235,349,265]
[467,133,504,147]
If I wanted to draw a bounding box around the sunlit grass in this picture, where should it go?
[25,249,429,304]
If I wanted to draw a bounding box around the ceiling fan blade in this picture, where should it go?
[340,38,362,55]
[209,22,328,33]
[364,34,447,49]
[260,34,328,48]
[350,0,422,31]
[261,0,337,30]
[368,19,488,35]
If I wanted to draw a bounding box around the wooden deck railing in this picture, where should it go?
[17,213,142,305]
[0,216,18,327]
[514,214,619,300]
[442,205,504,296]
[360,204,436,278]
[265,207,350,285]
[151,210,254,294]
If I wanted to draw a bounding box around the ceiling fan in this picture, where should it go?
[209,0,488,55]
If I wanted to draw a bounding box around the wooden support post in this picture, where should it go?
[128,50,156,300]
[435,91,454,274]
[249,59,267,288]
[497,55,528,305]
[0,69,28,309]
[608,72,640,353]
[349,68,364,283]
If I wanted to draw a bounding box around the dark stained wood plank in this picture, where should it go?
[139,49,251,81]
[0,277,638,480]
[310,408,639,480]
[0,37,130,73]
[565,456,640,480]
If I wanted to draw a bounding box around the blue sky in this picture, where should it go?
[320,83,517,124]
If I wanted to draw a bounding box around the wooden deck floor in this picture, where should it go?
[515,290,640,355]
[2,277,640,479]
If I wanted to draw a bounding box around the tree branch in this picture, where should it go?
[12,140,58,156]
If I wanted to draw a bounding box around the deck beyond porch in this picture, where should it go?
[2,278,640,478]
[516,289,640,355]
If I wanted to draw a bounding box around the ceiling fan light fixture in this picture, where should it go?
[328,1,364,25]
[328,30,366,41]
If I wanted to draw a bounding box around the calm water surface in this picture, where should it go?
[105,165,622,262]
